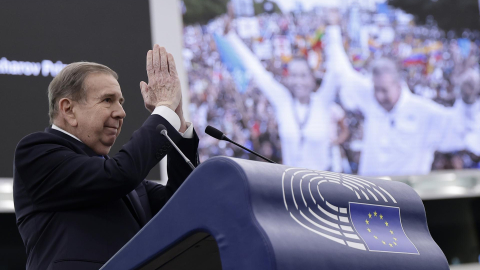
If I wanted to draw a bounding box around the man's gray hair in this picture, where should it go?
[48,62,118,124]
[371,58,401,83]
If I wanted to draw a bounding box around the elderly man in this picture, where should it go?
[13,45,199,270]
[327,25,460,176]
[450,69,480,161]
[453,70,480,137]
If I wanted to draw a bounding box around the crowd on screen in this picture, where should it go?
[183,5,480,175]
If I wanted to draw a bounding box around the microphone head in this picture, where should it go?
[156,124,167,135]
[205,125,225,140]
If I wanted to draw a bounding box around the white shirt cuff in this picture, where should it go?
[181,122,194,138]
[152,106,194,138]
[152,106,181,131]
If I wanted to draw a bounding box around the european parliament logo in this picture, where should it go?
[281,168,419,255]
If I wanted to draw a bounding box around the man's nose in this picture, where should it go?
[112,104,126,119]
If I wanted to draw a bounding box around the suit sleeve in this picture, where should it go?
[145,128,200,216]
[14,115,181,211]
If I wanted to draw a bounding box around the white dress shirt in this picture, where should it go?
[451,99,480,155]
[226,30,339,171]
[52,106,194,144]
[451,99,480,135]
[328,25,460,176]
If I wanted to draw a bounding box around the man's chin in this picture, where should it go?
[103,140,116,148]
[100,139,116,151]
[379,102,393,111]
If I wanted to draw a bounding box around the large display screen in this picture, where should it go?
[183,0,480,176]
[0,0,156,179]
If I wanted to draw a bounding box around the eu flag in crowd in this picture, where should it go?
[213,33,249,93]
[350,203,419,254]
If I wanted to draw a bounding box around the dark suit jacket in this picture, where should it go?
[13,114,199,270]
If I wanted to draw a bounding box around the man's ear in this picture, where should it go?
[58,98,78,127]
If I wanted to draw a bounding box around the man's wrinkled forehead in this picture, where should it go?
[373,73,400,85]
[84,73,122,98]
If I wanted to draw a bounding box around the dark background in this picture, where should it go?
[0,1,153,268]
[424,197,480,265]
[0,0,159,180]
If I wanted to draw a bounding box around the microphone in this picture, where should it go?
[156,124,195,170]
[205,125,276,164]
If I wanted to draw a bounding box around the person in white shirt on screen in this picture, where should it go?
[453,70,480,135]
[327,24,462,176]
[225,26,349,171]
[451,69,480,158]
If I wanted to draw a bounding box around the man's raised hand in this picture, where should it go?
[140,45,181,112]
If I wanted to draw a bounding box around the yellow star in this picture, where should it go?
[385,221,389,227]
[374,211,377,217]
[389,243,393,247]
[367,228,371,233]
[374,235,378,239]
[393,242,397,246]
[382,241,386,245]
[368,213,372,218]
[390,230,394,234]
[380,214,383,220]
[393,237,397,241]
[365,219,369,225]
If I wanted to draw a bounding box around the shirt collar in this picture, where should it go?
[51,124,82,143]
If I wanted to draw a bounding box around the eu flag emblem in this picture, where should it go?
[350,203,419,254]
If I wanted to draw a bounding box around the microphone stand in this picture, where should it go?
[158,127,196,170]
[223,137,276,164]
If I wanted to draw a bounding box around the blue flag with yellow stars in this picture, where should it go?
[350,202,419,254]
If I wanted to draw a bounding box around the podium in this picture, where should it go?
[101,157,449,270]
